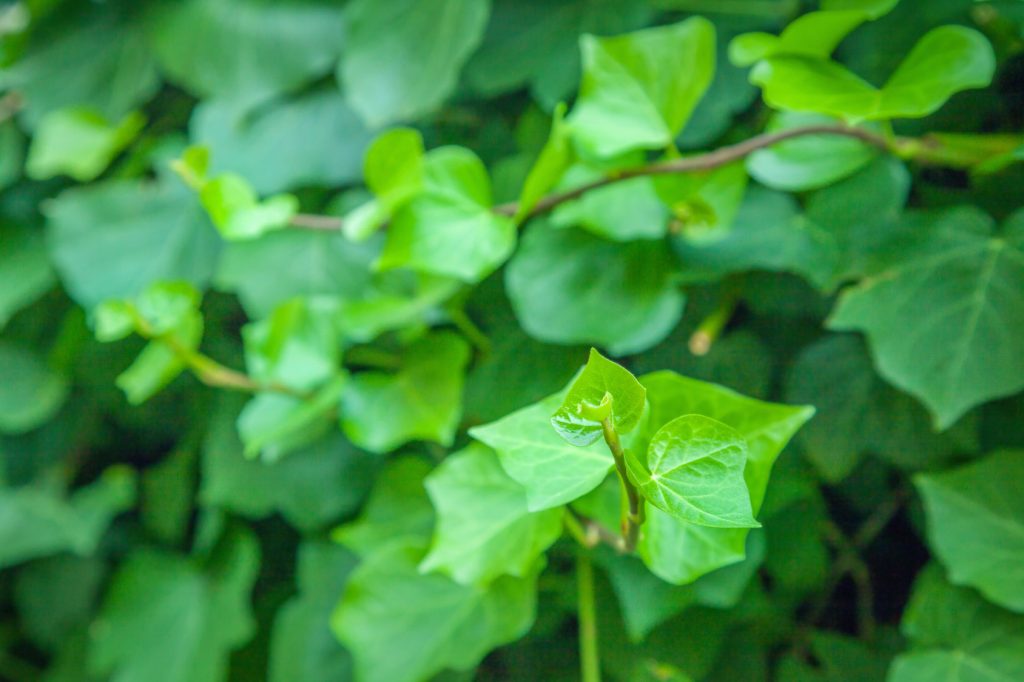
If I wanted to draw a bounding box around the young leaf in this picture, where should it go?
[378,147,516,282]
[569,18,716,157]
[516,102,573,221]
[340,331,470,453]
[26,108,145,182]
[627,414,758,528]
[420,444,563,585]
[750,26,995,122]
[889,566,1024,682]
[915,450,1024,613]
[332,540,538,682]
[829,207,1024,428]
[237,377,346,461]
[469,394,613,511]
[635,371,813,583]
[550,347,646,446]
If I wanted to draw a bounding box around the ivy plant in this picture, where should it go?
[1,0,1023,681]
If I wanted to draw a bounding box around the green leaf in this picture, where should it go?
[214,230,377,318]
[242,297,342,393]
[569,18,716,157]
[364,127,425,205]
[889,565,1024,682]
[0,468,135,569]
[745,112,877,191]
[340,331,470,453]
[551,169,669,241]
[199,173,298,240]
[0,14,158,128]
[0,120,25,190]
[332,539,538,682]
[340,0,490,126]
[237,377,347,461]
[269,542,356,682]
[627,414,758,528]
[201,397,376,532]
[47,180,221,309]
[516,102,573,221]
[776,631,894,682]
[551,347,646,446]
[191,89,372,194]
[506,222,685,355]
[470,393,613,511]
[333,455,435,557]
[750,26,995,122]
[464,0,653,107]
[26,108,145,182]
[0,342,69,434]
[786,335,976,481]
[829,207,1024,428]
[420,443,563,585]
[635,371,812,583]
[14,555,106,653]
[146,0,346,103]
[114,314,201,405]
[90,529,259,682]
[915,450,1024,613]
[378,146,516,282]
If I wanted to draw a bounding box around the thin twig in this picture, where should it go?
[569,508,627,551]
[289,124,895,232]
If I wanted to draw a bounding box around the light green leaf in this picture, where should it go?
[340,332,470,453]
[269,543,356,682]
[628,414,758,528]
[47,180,221,309]
[516,102,573,221]
[551,348,646,446]
[115,312,202,405]
[90,529,259,682]
[0,467,135,569]
[889,566,1024,682]
[340,0,490,126]
[829,207,1024,428]
[915,450,1024,613]
[202,397,375,532]
[364,127,425,205]
[146,0,346,103]
[470,393,613,511]
[551,168,669,241]
[750,26,995,122]
[635,371,813,583]
[378,146,516,282]
[786,335,976,481]
[332,539,537,682]
[421,444,563,585]
[569,18,716,157]
[0,342,69,434]
[242,297,342,393]
[506,222,685,355]
[191,89,371,194]
[237,376,347,461]
[27,108,145,182]
[746,112,878,191]
[199,173,298,240]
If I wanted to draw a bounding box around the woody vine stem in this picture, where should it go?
[286,122,948,232]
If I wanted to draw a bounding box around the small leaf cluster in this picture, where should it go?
[1,0,1023,681]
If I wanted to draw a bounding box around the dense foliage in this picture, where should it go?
[1,0,1023,680]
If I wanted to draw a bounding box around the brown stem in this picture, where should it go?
[289,124,894,233]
